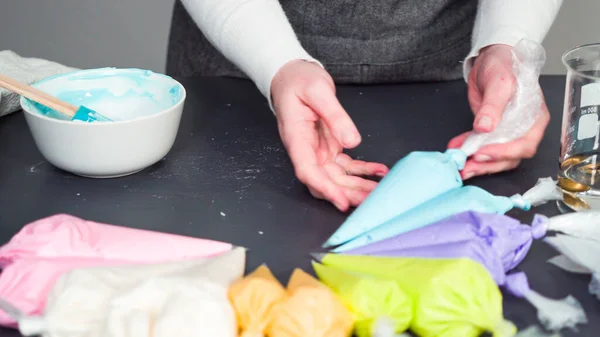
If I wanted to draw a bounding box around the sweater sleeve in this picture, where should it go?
[462,0,563,81]
[179,0,322,107]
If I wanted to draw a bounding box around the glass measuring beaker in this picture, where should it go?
[558,43,600,212]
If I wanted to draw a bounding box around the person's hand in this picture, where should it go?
[271,60,389,211]
[448,44,550,180]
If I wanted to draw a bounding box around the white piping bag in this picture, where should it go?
[460,39,546,156]
[545,235,600,271]
[13,247,245,337]
[536,211,600,244]
[20,276,237,337]
[102,276,236,337]
[545,235,600,300]
[547,255,591,274]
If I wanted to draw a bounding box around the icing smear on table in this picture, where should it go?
[21,68,184,122]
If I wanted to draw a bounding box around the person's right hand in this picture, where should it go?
[271,60,389,211]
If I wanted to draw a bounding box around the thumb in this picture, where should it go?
[474,65,515,133]
[302,81,361,148]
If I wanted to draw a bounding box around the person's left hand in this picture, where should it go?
[448,44,550,180]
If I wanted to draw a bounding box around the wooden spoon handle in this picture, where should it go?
[0,73,77,117]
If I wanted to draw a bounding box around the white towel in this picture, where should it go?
[0,50,77,117]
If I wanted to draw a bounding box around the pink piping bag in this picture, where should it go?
[340,211,587,331]
[334,177,561,252]
[325,39,547,249]
[0,214,232,266]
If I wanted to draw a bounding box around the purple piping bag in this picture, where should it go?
[344,211,547,271]
[373,239,507,285]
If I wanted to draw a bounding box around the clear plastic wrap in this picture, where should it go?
[460,39,547,156]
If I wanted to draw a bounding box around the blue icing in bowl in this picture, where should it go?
[22,68,185,122]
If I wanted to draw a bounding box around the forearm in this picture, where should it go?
[180,0,320,104]
[463,0,563,80]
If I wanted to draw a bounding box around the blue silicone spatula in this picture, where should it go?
[0,73,112,122]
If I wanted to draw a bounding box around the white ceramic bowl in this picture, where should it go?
[20,68,186,178]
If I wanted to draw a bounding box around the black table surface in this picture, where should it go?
[0,75,598,336]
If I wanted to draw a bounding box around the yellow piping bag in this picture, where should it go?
[228,265,287,337]
[267,269,354,337]
[315,253,516,337]
[312,261,412,337]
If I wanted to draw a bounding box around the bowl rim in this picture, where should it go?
[20,67,187,126]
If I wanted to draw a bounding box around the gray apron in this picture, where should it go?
[167,0,477,84]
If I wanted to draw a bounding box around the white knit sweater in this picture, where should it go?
[180,0,563,100]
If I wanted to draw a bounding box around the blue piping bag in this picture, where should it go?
[323,149,466,248]
[334,177,561,252]
[324,39,547,249]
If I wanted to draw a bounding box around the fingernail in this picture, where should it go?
[474,154,492,162]
[476,116,493,131]
[334,201,346,211]
[376,171,387,177]
[463,171,475,180]
[342,132,359,146]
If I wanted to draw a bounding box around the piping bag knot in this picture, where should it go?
[504,272,529,298]
[493,320,518,337]
[530,214,549,240]
[17,316,46,337]
[0,298,46,337]
[444,149,467,171]
[509,194,531,211]
[241,330,265,337]
[505,272,587,331]
[589,273,600,300]
[510,177,563,211]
